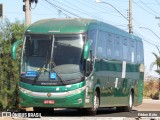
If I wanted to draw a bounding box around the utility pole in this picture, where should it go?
[96,0,132,34]
[25,0,31,26]
[129,0,133,34]
[155,17,160,27]
[0,4,3,19]
[23,0,38,26]
[23,0,31,26]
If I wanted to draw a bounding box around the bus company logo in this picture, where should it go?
[47,93,51,97]
[2,112,11,117]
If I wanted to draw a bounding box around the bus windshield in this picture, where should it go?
[20,34,84,84]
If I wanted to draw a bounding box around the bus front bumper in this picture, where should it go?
[19,86,86,108]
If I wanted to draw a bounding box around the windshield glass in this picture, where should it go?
[20,34,84,85]
[20,35,52,81]
[53,35,83,66]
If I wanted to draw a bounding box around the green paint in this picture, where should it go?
[83,41,91,59]
[11,40,22,60]
[19,81,85,92]
[19,90,85,108]
[26,18,96,34]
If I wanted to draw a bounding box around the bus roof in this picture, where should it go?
[26,18,141,41]
[26,18,96,34]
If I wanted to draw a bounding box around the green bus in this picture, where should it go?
[12,18,144,115]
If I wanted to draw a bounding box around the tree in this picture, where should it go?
[0,18,26,111]
[151,47,160,74]
[150,46,160,100]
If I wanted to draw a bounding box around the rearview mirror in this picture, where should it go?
[11,40,23,60]
[83,40,92,59]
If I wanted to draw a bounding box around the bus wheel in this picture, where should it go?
[124,91,133,112]
[87,91,99,115]
[116,91,133,112]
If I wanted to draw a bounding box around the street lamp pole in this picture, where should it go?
[140,26,160,40]
[96,0,128,21]
[95,0,133,34]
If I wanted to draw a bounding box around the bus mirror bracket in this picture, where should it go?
[11,40,23,60]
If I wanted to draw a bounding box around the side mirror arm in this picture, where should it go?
[11,40,23,60]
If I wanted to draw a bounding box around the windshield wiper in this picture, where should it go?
[33,41,51,85]
[32,66,67,85]
[51,69,67,85]
[32,66,48,85]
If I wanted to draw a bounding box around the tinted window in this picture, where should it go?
[97,31,107,59]
[129,39,136,63]
[106,33,114,59]
[114,36,122,60]
[122,38,129,61]
[137,41,144,63]
[88,30,97,57]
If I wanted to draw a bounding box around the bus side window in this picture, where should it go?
[114,36,122,60]
[137,41,144,63]
[130,39,136,63]
[122,38,129,61]
[86,30,98,75]
[106,33,114,59]
[97,31,106,59]
[88,30,97,57]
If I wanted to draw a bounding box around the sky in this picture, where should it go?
[1,0,160,77]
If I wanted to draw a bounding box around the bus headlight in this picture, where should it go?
[19,87,32,94]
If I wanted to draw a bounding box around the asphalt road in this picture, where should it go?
[0,99,160,120]
[41,99,160,117]
[133,99,160,111]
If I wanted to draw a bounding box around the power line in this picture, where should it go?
[77,0,127,22]
[44,0,81,18]
[43,0,71,17]
[44,0,126,27]
[134,29,160,47]
[39,1,58,14]
[133,1,156,16]
[80,0,127,17]
[87,0,127,12]
[116,0,158,5]
[62,0,124,21]
[139,0,160,16]
[52,0,96,18]
[6,11,58,16]
[155,0,160,6]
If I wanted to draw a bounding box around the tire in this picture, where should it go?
[124,91,133,112]
[116,91,133,112]
[87,90,99,115]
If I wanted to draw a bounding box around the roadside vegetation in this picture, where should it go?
[0,18,26,111]
[148,47,160,100]
[144,76,159,99]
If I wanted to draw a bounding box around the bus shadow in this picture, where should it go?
[41,108,138,117]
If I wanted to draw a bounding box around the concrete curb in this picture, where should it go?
[143,99,160,102]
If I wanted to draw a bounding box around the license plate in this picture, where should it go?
[43,100,54,104]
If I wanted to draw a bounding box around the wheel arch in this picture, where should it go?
[93,84,101,105]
